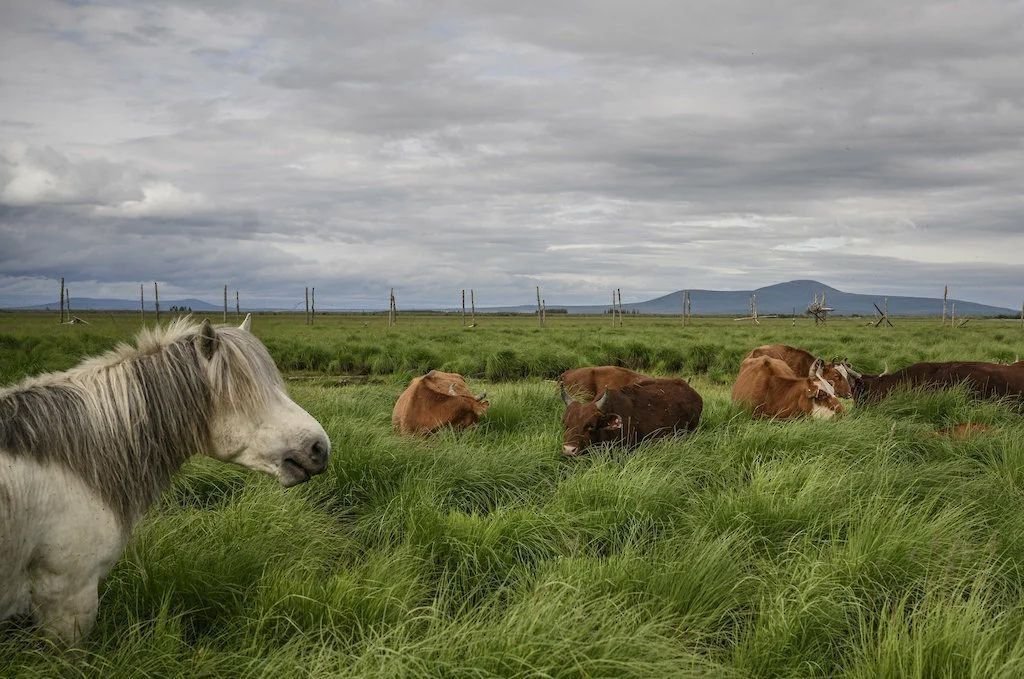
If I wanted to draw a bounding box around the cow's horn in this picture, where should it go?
[475,392,487,402]
[560,384,573,405]
[595,390,609,411]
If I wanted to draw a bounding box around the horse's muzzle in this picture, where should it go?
[279,435,331,487]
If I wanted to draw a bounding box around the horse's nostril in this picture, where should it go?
[310,438,329,465]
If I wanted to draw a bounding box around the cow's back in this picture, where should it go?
[732,356,791,405]
[858,361,1024,403]
[614,378,703,442]
[746,345,816,375]
[560,366,648,400]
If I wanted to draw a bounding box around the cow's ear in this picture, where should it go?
[603,414,623,430]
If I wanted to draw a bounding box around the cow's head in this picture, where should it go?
[561,387,621,456]
[456,391,490,428]
[806,359,845,419]
[823,357,862,399]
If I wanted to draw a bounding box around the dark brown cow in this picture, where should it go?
[732,356,844,420]
[558,366,650,401]
[853,362,1024,406]
[560,378,702,456]
[393,370,489,435]
[745,344,858,398]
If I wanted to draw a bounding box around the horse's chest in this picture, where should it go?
[1,451,125,622]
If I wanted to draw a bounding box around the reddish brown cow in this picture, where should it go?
[560,378,703,456]
[732,356,844,420]
[392,370,489,435]
[745,344,858,398]
[558,366,650,401]
[853,362,1024,406]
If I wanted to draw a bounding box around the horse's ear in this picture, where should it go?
[239,313,252,332]
[197,319,219,359]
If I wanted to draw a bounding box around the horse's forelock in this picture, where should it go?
[204,327,284,413]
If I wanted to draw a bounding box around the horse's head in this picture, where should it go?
[198,314,331,487]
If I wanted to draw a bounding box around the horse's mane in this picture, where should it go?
[0,317,282,528]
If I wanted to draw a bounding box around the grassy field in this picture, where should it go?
[2,312,1024,677]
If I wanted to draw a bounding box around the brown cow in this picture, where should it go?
[745,344,858,398]
[558,366,650,401]
[853,362,1024,406]
[732,356,844,420]
[392,370,489,435]
[560,378,703,456]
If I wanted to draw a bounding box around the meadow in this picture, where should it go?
[2,311,1024,677]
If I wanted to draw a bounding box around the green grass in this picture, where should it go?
[2,312,1024,677]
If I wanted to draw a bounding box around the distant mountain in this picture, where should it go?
[484,280,1016,317]
[12,297,221,312]
[5,281,1014,316]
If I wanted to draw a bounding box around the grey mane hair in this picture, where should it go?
[0,317,280,529]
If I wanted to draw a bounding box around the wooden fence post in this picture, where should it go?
[471,289,476,325]
[58,277,65,323]
[617,289,623,325]
[140,284,145,324]
[223,285,228,323]
[235,290,240,319]
[462,289,466,326]
[154,282,160,324]
[311,287,316,325]
[942,285,948,325]
[305,287,310,325]
[536,286,543,327]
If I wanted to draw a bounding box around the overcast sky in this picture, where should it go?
[1,0,1022,309]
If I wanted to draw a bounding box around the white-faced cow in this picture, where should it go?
[732,356,844,420]
[392,370,489,435]
[560,378,703,456]
[745,344,859,398]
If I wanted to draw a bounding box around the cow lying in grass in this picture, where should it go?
[853,362,1024,406]
[393,370,489,435]
[732,356,844,420]
[560,378,703,456]
[745,344,859,398]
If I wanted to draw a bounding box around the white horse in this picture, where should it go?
[0,314,330,643]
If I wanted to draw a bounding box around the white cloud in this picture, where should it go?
[96,182,207,217]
